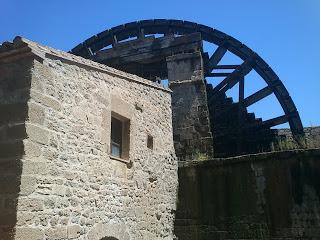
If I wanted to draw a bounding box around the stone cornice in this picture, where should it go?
[0,37,172,93]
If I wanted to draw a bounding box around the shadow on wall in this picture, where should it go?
[174,150,320,240]
[0,58,32,239]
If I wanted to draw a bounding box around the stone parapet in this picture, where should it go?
[175,149,320,240]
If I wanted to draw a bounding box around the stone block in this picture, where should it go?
[111,94,134,119]
[16,212,35,226]
[45,226,67,240]
[30,89,61,112]
[67,225,81,239]
[53,185,66,196]
[25,123,49,145]
[18,198,43,212]
[15,227,44,240]
[20,175,37,195]
[31,73,44,92]
[22,160,48,175]
[23,140,42,157]
[28,102,45,125]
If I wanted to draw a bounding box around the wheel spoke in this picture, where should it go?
[212,56,255,94]
[207,46,227,72]
[262,115,288,128]
[244,86,273,107]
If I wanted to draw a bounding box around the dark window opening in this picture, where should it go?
[147,135,154,150]
[110,114,130,160]
[111,117,123,158]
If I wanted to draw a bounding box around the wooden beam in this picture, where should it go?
[112,34,118,47]
[100,42,201,65]
[214,65,239,69]
[93,32,202,63]
[244,86,273,107]
[262,115,288,128]
[212,58,254,94]
[239,77,244,103]
[139,28,145,39]
[207,46,227,72]
[238,77,245,129]
[206,72,230,77]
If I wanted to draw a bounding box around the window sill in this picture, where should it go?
[110,155,131,165]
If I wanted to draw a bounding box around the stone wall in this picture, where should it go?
[0,55,32,239]
[175,149,320,240]
[167,52,213,161]
[0,38,178,240]
[276,127,320,150]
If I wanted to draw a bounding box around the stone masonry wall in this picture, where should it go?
[167,52,213,161]
[175,149,320,240]
[0,56,33,239]
[0,38,178,240]
[276,127,320,150]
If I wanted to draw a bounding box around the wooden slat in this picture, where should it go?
[262,115,288,128]
[207,46,227,72]
[244,86,273,107]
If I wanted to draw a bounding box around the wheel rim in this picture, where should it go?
[70,19,304,137]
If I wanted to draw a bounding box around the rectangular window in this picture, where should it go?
[111,117,122,158]
[147,135,154,150]
[110,114,130,160]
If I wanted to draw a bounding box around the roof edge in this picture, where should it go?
[0,37,172,93]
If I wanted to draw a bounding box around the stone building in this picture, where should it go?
[0,37,178,240]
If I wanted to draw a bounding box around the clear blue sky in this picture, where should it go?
[1,0,319,127]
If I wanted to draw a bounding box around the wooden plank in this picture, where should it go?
[244,86,273,107]
[207,46,227,72]
[262,115,288,128]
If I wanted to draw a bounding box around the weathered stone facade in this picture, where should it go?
[167,52,213,161]
[276,127,320,150]
[175,149,320,240]
[0,38,178,240]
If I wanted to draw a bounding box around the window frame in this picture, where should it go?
[110,112,130,163]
